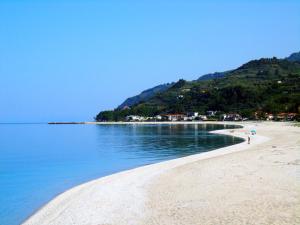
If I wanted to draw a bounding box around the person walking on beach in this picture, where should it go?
[248,135,251,144]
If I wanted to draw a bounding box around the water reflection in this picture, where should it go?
[95,124,243,163]
[0,123,243,225]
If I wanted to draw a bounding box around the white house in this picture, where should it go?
[187,112,199,117]
[155,115,162,120]
[207,111,218,116]
[161,114,185,121]
[199,115,207,120]
[126,115,145,121]
[222,113,242,121]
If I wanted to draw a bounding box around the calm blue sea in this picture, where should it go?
[0,123,243,225]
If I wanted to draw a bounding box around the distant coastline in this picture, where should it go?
[48,122,86,124]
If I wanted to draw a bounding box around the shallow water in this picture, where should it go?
[0,123,243,225]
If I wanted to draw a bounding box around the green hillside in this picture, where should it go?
[117,83,173,109]
[96,53,300,121]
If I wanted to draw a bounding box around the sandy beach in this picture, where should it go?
[23,122,300,225]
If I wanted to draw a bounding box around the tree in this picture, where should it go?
[96,111,115,121]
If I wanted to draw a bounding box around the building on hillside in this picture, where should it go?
[187,112,199,117]
[276,113,297,121]
[183,116,193,121]
[198,115,208,120]
[126,115,145,121]
[161,114,185,121]
[287,113,297,120]
[183,112,199,121]
[254,111,266,120]
[265,113,274,121]
[206,110,218,117]
[222,113,242,121]
[155,115,162,121]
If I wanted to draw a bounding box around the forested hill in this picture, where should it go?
[117,83,174,109]
[96,52,300,121]
[286,51,300,62]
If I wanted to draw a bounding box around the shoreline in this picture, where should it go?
[23,122,300,225]
[48,121,247,125]
[23,122,246,223]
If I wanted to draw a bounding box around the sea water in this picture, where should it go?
[0,123,243,225]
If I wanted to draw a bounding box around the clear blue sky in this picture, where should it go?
[0,0,299,122]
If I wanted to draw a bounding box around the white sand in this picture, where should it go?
[23,122,300,225]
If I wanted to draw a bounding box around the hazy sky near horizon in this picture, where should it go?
[0,0,300,122]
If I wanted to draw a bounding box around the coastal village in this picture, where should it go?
[125,111,298,122]
[2,0,300,224]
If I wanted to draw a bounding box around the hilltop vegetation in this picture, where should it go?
[96,52,300,121]
[285,51,300,62]
[117,83,173,109]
